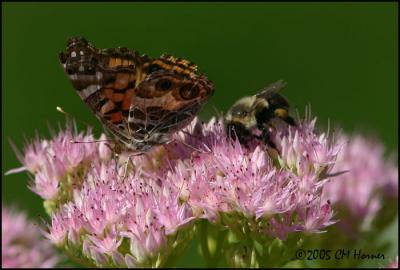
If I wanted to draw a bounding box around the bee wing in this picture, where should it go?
[255,80,287,99]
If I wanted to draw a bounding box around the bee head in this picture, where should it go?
[225,96,258,129]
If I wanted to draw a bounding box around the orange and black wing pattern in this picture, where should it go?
[59,37,214,151]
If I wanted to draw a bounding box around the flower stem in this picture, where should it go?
[64,246,97,268]
[209,227,228,266]
[163,229,193,267]
[198,219,213,267]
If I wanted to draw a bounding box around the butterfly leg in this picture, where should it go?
[173,137,211,154]
[121,152,144,180]
[122,155,131,180]
[114,153,120,177]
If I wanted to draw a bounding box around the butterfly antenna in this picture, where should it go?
[327,117,331,137]
[57,106,102,133]
[294,107,301,124]
[212,105,224,119]
[70,139,114,144]
[57,106,114,144]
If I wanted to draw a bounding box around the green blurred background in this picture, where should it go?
[2,2,398,267]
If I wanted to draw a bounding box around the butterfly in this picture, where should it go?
[59,37,214,153]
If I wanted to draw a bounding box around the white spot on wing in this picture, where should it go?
[71,51,77,57]
[79,84,99,99]
[96,72,103,81]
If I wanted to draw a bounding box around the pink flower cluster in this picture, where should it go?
[322,133,398,232]
[9,116,343,267]
[8,123,111,211]
[8,119,339,267]
[2,206,60,268]
[46,160,194,267]
[166,118,338,236]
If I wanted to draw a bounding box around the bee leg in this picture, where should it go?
[227,123,252,145]
[260,127,280,153]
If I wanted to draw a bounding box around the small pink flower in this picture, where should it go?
[98,134,113,161]
[48,126,98,173]
[273,118,341,178]
[87,227,123,255]
[2,206,60,268]
[45,212,68,246]
[28,163,60,200]
[21,139,51,173]
[297,199,335,234]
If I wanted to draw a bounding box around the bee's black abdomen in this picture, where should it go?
[285,115,297,126]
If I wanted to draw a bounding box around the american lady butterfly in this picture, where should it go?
[59,37,214,153]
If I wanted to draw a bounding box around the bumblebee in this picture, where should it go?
[225,80,296,149]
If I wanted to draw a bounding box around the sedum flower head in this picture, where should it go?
[9,114,342,267]
[7,122,112,214]
[173,117,338,238]
[2,206,60,268]
[322,133,398,233]
[46,161,194,267]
